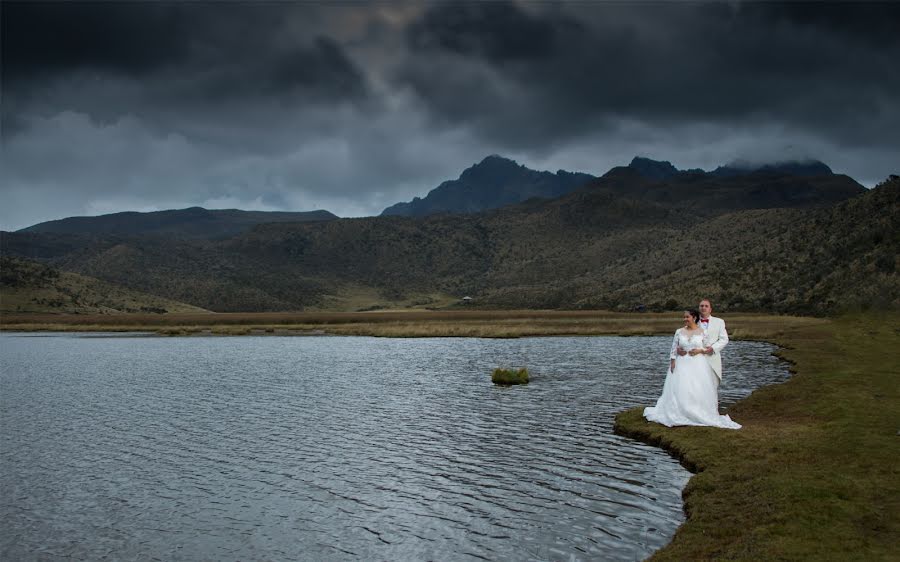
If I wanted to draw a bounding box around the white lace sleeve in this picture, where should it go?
[669,329,681,360]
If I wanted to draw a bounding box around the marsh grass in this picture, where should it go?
[491,367,529,385]
[614,312,900,560]
[0,311,823,339]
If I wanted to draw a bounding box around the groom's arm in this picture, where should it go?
[714,321,729,353]
[709,320,729,354]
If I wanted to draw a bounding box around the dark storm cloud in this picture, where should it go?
[399,1,900,147]
[1,2,193,82]
[0,2,407,231]
[407,1,570,61]
[752,1,900,46]
[1,2,369,115]
[1,1,898,231]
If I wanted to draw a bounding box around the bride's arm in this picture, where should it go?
[669,329,680,370]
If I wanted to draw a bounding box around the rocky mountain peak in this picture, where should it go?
[628,157,679,180]
[459,155,525,182]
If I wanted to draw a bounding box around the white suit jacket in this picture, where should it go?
[669,316,729,379]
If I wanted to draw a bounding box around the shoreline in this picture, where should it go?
[3,311,895,558]
[0,310,823,339]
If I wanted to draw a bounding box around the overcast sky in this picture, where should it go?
[2,1,898,230]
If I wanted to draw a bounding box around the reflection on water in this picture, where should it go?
[0,334,788,560]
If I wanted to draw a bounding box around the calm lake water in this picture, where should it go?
[1,333,788,561]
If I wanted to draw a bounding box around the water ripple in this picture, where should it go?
[1,334,789,561]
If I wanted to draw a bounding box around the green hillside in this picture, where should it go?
[0,257,209,314]
[1,174,894,314]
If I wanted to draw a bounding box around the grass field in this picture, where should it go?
[0,310,825,339]
[2,310,896,559]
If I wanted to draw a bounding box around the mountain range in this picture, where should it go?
[3,156,895,316]
[381,155,841,217]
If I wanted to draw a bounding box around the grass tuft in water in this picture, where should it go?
[492,367,529,385]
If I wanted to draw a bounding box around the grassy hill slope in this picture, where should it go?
[0,257,209,314]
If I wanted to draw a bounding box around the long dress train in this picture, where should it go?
[643,331,741,429]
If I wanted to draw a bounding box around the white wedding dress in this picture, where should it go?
[643,331,741,429]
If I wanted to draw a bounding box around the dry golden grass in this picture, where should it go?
[0,310,823,338]
[307,285,460,312]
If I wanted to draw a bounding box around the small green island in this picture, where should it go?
[491,367,530,385]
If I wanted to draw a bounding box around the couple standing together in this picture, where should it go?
[644,299,741,429]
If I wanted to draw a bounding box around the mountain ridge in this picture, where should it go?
[627,156,834,180]
[381,155,596,217]
[382,154,841,218]
[16,154,848,232]
[20,207,338,239]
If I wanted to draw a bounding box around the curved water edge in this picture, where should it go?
[613,343,795,474]
[0,333,789,561]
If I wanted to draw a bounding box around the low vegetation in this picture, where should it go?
[0,310,824,338]
[0,257,207,314]
[491,367,529,385]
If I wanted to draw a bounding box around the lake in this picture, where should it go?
[0,333,789,561]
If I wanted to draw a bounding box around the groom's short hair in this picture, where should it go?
[700,298,712,307]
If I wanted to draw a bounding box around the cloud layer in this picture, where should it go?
[2,1,898,230]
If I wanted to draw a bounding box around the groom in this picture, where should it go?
[678,298,729,385]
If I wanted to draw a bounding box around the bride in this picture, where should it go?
[643,309,741,429]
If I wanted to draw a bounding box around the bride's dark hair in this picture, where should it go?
[686,309,700,324]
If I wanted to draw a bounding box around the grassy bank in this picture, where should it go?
[0,310,823,338]
[615,313,899,560]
